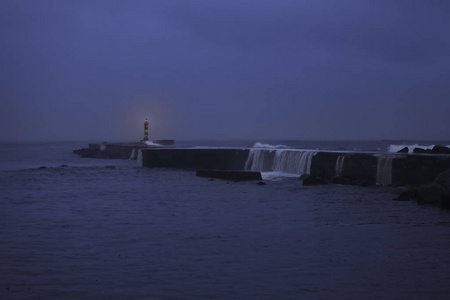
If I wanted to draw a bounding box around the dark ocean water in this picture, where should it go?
[1,141,450,299]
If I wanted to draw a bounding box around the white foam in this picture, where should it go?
[261,172,300,181]
[145,141,163,147]
[252,142,289,149]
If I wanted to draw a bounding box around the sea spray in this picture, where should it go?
[252,142,289,149]
[335,155,346,177]
[145,141,163,147]
[376,155,394,185]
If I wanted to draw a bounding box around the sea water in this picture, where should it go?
[1,141,450,299]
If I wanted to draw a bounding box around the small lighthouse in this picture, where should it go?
[143,118,149,141]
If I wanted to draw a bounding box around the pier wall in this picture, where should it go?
[73,143,141,159]
[74,143,450,186]
[310,152,450,186]
[140,148,450,186]
[141,148,249,171]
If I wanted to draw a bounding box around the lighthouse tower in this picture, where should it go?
[143,118,149,141]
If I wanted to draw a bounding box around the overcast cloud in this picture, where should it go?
[1,0,449,141]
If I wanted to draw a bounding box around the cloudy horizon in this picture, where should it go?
[1,0,449,142]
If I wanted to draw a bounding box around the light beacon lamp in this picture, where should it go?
[143,118,149,141]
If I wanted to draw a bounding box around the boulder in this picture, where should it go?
[393,189,416,201]
[395,169,450,208]
[397,147,409,153]
[442,189,450,209]
[434,169,450,189]
[416,183,446,206]
[302,175,328,186]
[196,170,262,181]
[431,145,450,154]
[413,148,431,154]
[298,174,309,180]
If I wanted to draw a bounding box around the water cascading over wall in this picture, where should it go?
[245,149,316,174]
[245,149,276,171]
[137,149,143,165]
[335,155,346,177]
[376,155,394,185]
[129,149,136,160]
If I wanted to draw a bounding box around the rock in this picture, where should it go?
[196,170,262,181]
[442,189,450,209]
[417,183,446,206]
[39,166,47,169]
[413,148,431,154]
[393,189,416,201]
[298,174,309,180]
[60,165,68,168]
[431,145,450,154]
[105,165,116,169]
[257,181,266,186]
[434,169,450,189]
[397,147,409,153]
[302,175,328,186]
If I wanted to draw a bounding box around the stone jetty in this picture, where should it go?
[74,143,450,208]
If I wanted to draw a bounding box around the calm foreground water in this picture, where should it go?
[1,141,450,299]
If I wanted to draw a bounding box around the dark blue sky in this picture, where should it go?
[1,0,449,141]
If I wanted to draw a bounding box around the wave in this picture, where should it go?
[387,144,450,153]
[252,142,289,149]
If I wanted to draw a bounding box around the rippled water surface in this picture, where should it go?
[1,142,450,299]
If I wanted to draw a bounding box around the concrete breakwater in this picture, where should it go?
[72,141,173,159]
[140,148,249,171]
[140,148,450,187]
[74,143,450,187]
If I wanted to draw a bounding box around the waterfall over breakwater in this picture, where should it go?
[137,149,143,165]
[335,155,346,176]
[129,149,136,160]
[376,155,393,185]
[245,149,316,174]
